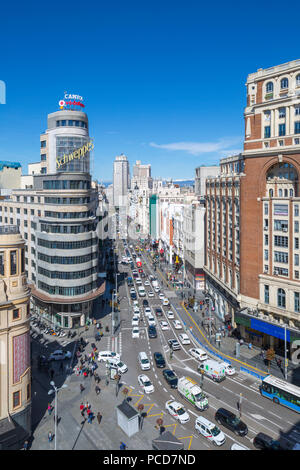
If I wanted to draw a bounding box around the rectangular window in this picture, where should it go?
[27,383,31,400]
[295,254,299,266]
[10,251,17,275]
[264,234,269,245]
[0,252,4,276]
[264,203,268,215]
[274,251,288,263]
[264,285,269,304]
[13,391,20,408]
[295,121,300,134]
[295,270,299,279]
[41,154,46,161]
[295,292,300,312]
[295,221,299,233]
[274,235,288,247]
[295,238,299,249]
[274,204,288,216]
[40,141,46,148]
[264,249,269,261]
[295,106,300,116]
[274,266,289,276]
[12,309,20,320]
[279,107,286,118]
[295,205,299,217]
[264,126,271,138]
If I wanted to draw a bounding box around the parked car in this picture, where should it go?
[147,315,156,326]
[155,307,163,317]
[148,325,157,338]
[132,327,140,339]
[148,291,154,297]
[49,350,72,361]
[163,369,178,388]
[137,374,155,394]
[166,310,174,319]
[178,333,190,345]
[189,348,207,362]
[142,299,149,307]
[253,433,282,450]
[154,352,166,368]
[173,320,183,330]
[144,280,150,286]
[195,416,226,446]
[160,321,169,331]
[130,292,137,300]
[219,362,236,376]
[215,408,248,437]
[132,316,139,327]
[168,339,181,350]
[98,351,121,362]
[144,307,152,317]
[165,400,190,424]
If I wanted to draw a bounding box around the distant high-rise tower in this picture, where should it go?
[113,154,130,207]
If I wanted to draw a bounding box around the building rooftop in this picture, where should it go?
[247,59,300,82]
[0,161,21,171]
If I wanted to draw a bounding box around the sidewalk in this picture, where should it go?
[30,328,162,450]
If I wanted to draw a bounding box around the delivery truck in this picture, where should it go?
[197,359,226,382]
[177,376,209,411]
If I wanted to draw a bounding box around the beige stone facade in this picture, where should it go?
[0,226,31,448]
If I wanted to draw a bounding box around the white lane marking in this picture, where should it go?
[163,388,168,393]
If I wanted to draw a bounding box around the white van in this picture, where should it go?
[198,359,226,382]
[138,352,151,371]
[138,286,146,297]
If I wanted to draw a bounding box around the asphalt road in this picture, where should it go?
[112,237,300,451]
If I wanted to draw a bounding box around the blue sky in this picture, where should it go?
[0,0,299,181]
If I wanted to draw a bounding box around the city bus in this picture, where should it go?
[260,375,300,413]
[136,257,142,268]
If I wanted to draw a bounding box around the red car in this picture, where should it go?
[138,268,143,273]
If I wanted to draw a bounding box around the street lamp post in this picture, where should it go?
[284,324,288,380]
[48,381,67,450]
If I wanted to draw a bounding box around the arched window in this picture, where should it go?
[279,189,282,197]
[284,189,288,197]
[269,189,273,197]
[277,288,286,308]
[296,74,300,86]
[290,189,294,197]
[281,77,289,89]
[266,82,273,93]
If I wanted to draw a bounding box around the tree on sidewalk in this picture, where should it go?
[266,348,275,373]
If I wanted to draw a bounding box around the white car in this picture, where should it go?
[130,287,136,294]
[132,316,139,327]
[49,350,72,361]
[163,298,169,306]
[137,374,155,394]
[135,278,142,285]
[105,358,128,374]
[178,333,190,345]
[144,280,150,286]
[154,286,160,293]
[173,320,183,330]
[144,307,152,317]
[159,293,165,301]
[148,291,154,297]
[231,443,250,450]
[133,306,140,314]
[165,400,190,424]
[132,270,138,275]
[133,300,139,307]
[132,327,140,338]
[195,416,226,446]
[189,348,208,362]
[167,310,174,319]
[98,351,121,362]
[160,321,169,331]
[220,362,236,376]
[147,316,156,326]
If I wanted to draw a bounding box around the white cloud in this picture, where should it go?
[149,137,242,156]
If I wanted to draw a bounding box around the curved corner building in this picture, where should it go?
[0,107,104,328]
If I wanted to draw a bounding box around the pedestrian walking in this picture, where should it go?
[87,412,93,424]
[96,412,102,424]
[86,401,91,410]
[23,440,29,451]
[47,403,52,415]
[120,441,127,450]
[80,383,85,393]
[48,431,54,442]
[95,385,101,395]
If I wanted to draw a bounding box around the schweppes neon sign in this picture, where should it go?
[56,140,94,169]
